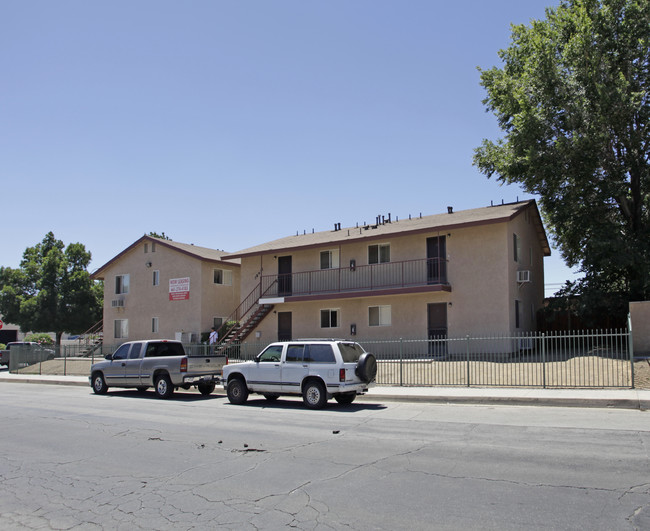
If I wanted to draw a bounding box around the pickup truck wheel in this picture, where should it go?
[154,374,174,399]
[355,353,377,383]
[92,373,108,395]
[227,378,249,405]
[198,382,216,396]
[334,392,356,405]
[303,380,327,409]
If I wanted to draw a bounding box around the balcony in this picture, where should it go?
[259,257,450,301]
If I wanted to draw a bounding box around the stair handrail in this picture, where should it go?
[218,281,276,344]
[80,319,103,346]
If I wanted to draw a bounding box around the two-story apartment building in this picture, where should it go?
[220,201,550,350]
[92,236,240,343]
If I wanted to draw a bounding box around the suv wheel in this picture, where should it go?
[334,392,356,405]
[302,380,327,409]
[198,382,216,396]
[227,377,249,405]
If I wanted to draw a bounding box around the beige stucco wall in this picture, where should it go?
[630,301,650,356]
[101,242,239,344]
[238,204,546,343]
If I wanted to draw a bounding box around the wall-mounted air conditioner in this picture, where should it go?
[516,270,531,283]
[111,299,125,308]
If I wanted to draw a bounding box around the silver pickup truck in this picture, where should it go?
[89,340,224,398]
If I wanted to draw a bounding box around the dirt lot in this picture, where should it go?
[12,356,650,389]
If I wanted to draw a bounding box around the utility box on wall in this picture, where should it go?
[629,301,650,357]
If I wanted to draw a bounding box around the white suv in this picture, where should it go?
[222,340,377,409]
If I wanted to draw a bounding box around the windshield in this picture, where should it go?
[337,342,365,363]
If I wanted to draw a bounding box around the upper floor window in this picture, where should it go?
[115,274,130,295]
[152,270,160,286]
[369,305,391,327]
[368,244,390,264]
[214,269,232,286]
[151,317,159,334]
[320,250,340,269]
[513,234,521,263]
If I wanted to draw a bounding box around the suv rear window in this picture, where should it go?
[337,342,365,363]
[305,344,335,363]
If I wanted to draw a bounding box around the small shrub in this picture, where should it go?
[24,333,54,345]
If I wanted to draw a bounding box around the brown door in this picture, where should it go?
[426,236,447,284]
[278,256,292,296]
[278,312,292,341]
[427,303,447,356]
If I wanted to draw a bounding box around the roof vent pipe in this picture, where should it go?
[447,206,453,214]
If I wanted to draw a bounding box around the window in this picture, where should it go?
[513,234,521,263]
[213,269,232,285]
[368,244,390,264]
[129,343,143,359]
[305,344,335,363]
[144,243,149,253]
[152,270,160,286]
[213,317,224,329]
[114,319,128,339]
[145,342,184,357]
[320,309,339,328]
[258,345,283,362]
[151,242,156,252]
[369,305,391,327]
[112,343,130,360]
[286,344,304,362]
[338,342,365,363]
[115,274,130,295]
[320,250,340,269]
[515,300,522,328]
[152,317,159,334]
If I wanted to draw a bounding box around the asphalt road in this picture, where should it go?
[1,384,649,530]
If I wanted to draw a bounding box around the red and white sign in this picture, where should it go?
[0,319,3,330]
[169,277,190,301]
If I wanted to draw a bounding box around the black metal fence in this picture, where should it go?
[4,328,635,389]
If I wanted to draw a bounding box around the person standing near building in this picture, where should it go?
[209,326,218,354]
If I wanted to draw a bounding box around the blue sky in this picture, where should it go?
[1,1,579,294]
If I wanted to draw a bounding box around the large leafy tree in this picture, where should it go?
[0,232,103,344]
[474,0,650,323]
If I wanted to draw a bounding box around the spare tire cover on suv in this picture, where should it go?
[355,353,377,383]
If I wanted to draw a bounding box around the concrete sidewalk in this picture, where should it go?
[1,371,649,410]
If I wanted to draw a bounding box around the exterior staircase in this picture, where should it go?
[216,282,276,354]
[218,303,274,349]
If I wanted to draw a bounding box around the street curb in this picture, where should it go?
[0,376,89,387]
[358,393,650,410]
[1,375,648,410]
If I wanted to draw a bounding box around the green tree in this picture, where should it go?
[0,232,103,344]
[474,0,650,324]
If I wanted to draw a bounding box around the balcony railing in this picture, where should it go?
[260,257,448,298]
